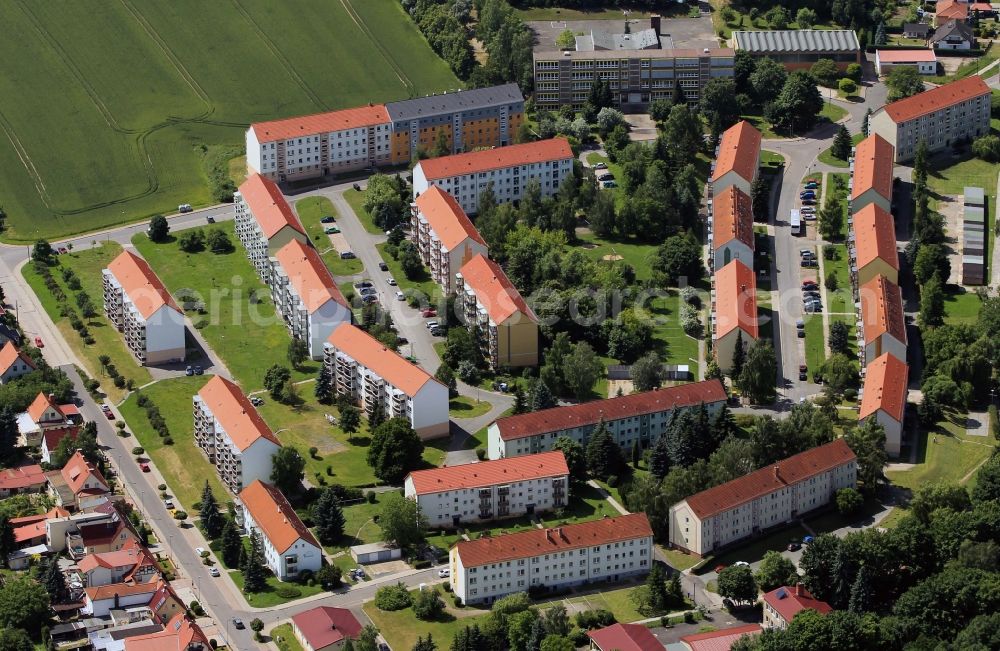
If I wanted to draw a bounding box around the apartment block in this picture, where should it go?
[193,376,281,494]
[102,251,185,366]
[270,240,352,360]
[450,513,653,604]
[860,353,909,457]
[403,451,569,528]
[733,30,861,71]
[851,203,899,287]
[239,480,322,581]
[323,323,449,439]
[849,134,894,215]
[487,380,727,460]
[712,260,758,374]
[456,254,538,369]
[710,121,761,196]
[234,173,309,283]
[668,439,857,556]
[410,185,488,293]
[711,186,754,271]
[412,139,574,215]
[859,274,907,367]
[869,75,990,161]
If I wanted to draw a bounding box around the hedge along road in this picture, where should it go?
[0,0,457,242]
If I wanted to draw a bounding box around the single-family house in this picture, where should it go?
[0,341,36,383]
[762,585,832,630]
[123,614,210,651]
[47,450,111,511]
[0,464,46,498]
[587,623,663,651]
[82,579,184,622]
[17,392,81,448]
[680,624,763,651]
[77,540,160,587]
[291,606,363,651]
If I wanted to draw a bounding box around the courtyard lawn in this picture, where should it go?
[887,414,998,491]
[364,598,490,651]
[229,570,325,608]
[341,494,385,547]
[927,154,997,265]
[22,244,154,402]
[944,288,983,325]
[375,243,444,304]
[574,231,657,280]
[829,314,858,358]
[294,196,364,276]
[818,133,864,168]
[132,233,318,388]
[117,376,228,509]
[449,395,493,418]
[648,291,702,375]
[697,523,812,571]
[804,314,825,377]
[662,546,702,572]
[820,102,849,124]
[585,153,625,208]
[270,623,304,651]
[823,245,852,314]
[343,188,385,235]
[562,584,649,624]
[759,150,785,172]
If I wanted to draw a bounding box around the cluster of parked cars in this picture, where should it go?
[799,248,817,269]
[184,365,204,376]
[800,183,817,207]
[802,278,822,313]
[594,162,616,189]
[349,567,366,581]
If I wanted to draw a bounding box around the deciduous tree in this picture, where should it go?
[367,418,424,484]
[270,446,306,495]
[717,565,757,606]
[378,492,426,549]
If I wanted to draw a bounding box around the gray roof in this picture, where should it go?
[385,84,523,121]
[579,28,660,51]
[733,30,861,54]
[350,541,399,555]
[930,20,975,44]
[964,186,985,204]
[904,23,932,35]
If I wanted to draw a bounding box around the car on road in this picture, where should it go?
[232,618,245,630]
[438,568,450,578]
[250,396,264,406]
[395,291,405,301]
[139,462,150,472]
[58,247,68,254]
[185,366,194,376]
[34,336,43,348]
[340,251,356,259]
[324,226,340,234]
[799,365,808,381]
[206,216,215,224]
[352,183,361,192]
[734,561,750,568]
[321,216,336,224]
[386,277,397,286]
[593,162,608,170]
[421,309,437,318]
[195,547,206,557]
[102,405,114,419]
[193,365,203,375]
[178,204,193,213]
[379,261,389,271]
[210,567,220,577]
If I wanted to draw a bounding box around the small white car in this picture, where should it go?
[395,291,405,301]
[387,277,397,286]
[195,547,206,557]
[438,568,450,578]
[210,567,220,577]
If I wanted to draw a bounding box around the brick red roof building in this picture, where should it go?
[588,623,664,651]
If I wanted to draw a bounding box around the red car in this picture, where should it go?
[102,405,115,420]
[34,336,43,348]
[139,463,150,472]
[421,309,437,318]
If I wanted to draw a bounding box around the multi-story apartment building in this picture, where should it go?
[234,173,309,283]
[710,121,761,196]
[239,480,322,581]
[533,16,735,111]
[403,451,569,528]
[860,353,909,457]
[450,513,653,604]
[245,85,525,181]
[859,274,907,367]
[711,186,754,271]
[668,439,857,556]
[852,204,899,287]
[410,185,488,293]
[849,134,894,215]
[487,380,727,460]
[733,30,861,71]
[323,323,449,439]
[869,75,991,161]
[412,139,574,215]
[762,585,832,630]
[270,240,352,360]
[193,376,281,494]
[0,341,35,384]
[712,260,758,374]
[103,251,185,366]
[456,254,538,369]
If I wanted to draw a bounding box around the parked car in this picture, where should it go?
[799,191,815,199]
[597,172,614,182]
[386,277,397,286]
[430,327,445,336]
[379,261,389,271]
[324,226,340,234]
[250,396,264,406]
[139,462,150,472]
[321,216,336,224]
[195,547,206,556]
[193,365,203,375]
[354,281,373,289]
[102,405,114,420]
[802,280,818,290]
[601,180,617,189]
[800,206,816,214]
[352,183,361,192]
[210,567,220,577]
[58,247,68,254]
[804,302,822,313]
[232,618,245,630]
[799,365,808,381]
[800,258,816,267]
[593,162,608,170]
[185,366,194,376]
[178,203,193,213]
[799,249,813,258]
[803,181,818,189]
[395,291,405,301]
[788,541,802,551]
[340,251,356,259]
[425,321,439,330]
[438,568,450,578]
[397,337,408,345]
[34,336,43,348]
[421,309,437,318]
[362,295,378,305]
[801,198,816,205]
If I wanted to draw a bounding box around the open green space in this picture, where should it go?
[21,243,152,401]
[376,243,443,304]
[661,546,702,572]
[364,597,490,651]
[270,623,304,651]
[822,245,852,314]
[132,232,318,388]
[561,584,651,624]
[343,188,386,235]
[887,414,998,491]
[944,289,983,325]
[449,395,493,418]
[574,230,657,280]
[819,102,848,124]
[294,197,364,276]
[0,0,457,242]
[819,132,865,168]
[804,314,825,377]
[584,153,626,209]
[229,569,325,608]
[759,150,785,171]
[829,314,858,358]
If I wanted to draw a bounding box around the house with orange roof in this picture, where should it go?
[40,426,82,464]
[269,239,352,359]
[850,134,894,215]
[291,606,363,651]
[680,624,762,651]
[711,186,755,271]
[456,253,538,369]
[234,173,309,283]
[0,464,46,498]
[412,138,574,215]
[0,341,36,383]
[588,622,664,651]
[860,353,909,456]
[852,204,899,286]
[934,0,970,26]
[411,186,489,293]
[10,506,70,548]
[122,614,210,651]
[193,376,281,494]
[17,391,81,448]
[450,513,653,604]
[77,539,160,587]
[82,579,184,622]
[323,322,449,439]
[103,251,185,366]
[869,75,990,161]
[712,260,758,374]
[239,480,322,581]
[668,439,857,556]
[403,451,569,527]
[47,450,111,512]
[710,121,761,196]
[762,585,832,630]
[859,275,907,367]
[875,49,938,76]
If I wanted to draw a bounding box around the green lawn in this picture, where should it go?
[294,197,364,276]
[117,375,228,509]
[449,395,492,418]
[229,570,325,607]
[270,623,304,651]
[376,242,443,304]
[364,597,490,651]
[820,102,848,124]
[804,314,824,377]
[823,245,852,314]
[562,584,650,624]
[827,173,851,240]
[0,0,457,242]
[343,188,385,235]
[887,414,998,491]
[926,155,997,266]
[585,153,625,209]
[696,523,811,571]
[661,546,702,572]
[132,232,319,388]
[944,289,983,325]
[574,230,657,282]
[829,314,858,358]
[759,150,785,171]
[21,243,153,402]
[928,43,1000,84]
[818,133,865,168]
[341,494,385,547]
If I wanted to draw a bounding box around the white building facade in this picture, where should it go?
[234,173,309,283]
[240,480,323,581]
[410,185,489,293]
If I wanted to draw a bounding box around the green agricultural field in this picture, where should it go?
[0,0,457,242]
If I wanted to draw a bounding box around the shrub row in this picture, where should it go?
[135,391,172,443]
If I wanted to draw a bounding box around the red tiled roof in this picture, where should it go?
[326,322,441,397]
[0,341,35,375]
[196,376,281,451]
[711,121,761,185]
[851,134,894,204]
[415,185,487,251]
[762,585,832,623]
[292,607,363,649]
[458,254,537,325]
[493,380,727,442]
[936,0,969,20]
[0,464,45,491]
[681,624,762,651]
[124,614,210,651]
[860,275,907,346]
[883,75,988,123]
[587,623,663,651]
[853,204,899,273]
[10,506,68,526]
[714,260,759,340]
[42,427,79,456]
[860,353,909,422]
[713,186,754,250]
[418,138,573,180]
[78,546,155,574]
[84,580,161,602]
[13,520,47,544]
[240,480,319,553]
[877,49,936,63]
[273,239,348,312]
[454,513,652,567]
[238,173,306,239]
[972,2,993,11]
[682,439,857,519]
[407,451,568,495]
[107,251,181,320]
[61,451,109,496]
[27,392,68,424]
[250,105,390,143]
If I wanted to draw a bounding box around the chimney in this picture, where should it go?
[545,529,553,542]
[795,583,803,597]
[773,465,780,481]
[650,14,661,35]
[48,392,56,402]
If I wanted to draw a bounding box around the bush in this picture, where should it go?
[972,134,1000,162]
[189,601,205,616]
[276,586,302,599]
[374,582,413,611]
[163,437,174,445]
[836,487,864,516]
[414,559,431,569]
[606,475,619,487]
[570,630,590,647]
[443,583,452,592]
[173,511,188,520]
[158,484,167,491]
[132,447,144,455]
[476,448,487,461]
[453,595,464,608]
[576,609,616,630]
[838,78,857,95]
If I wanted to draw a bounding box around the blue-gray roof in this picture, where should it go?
[385,84,523,122]
[733,30,860,53]
[578,28,661,51]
